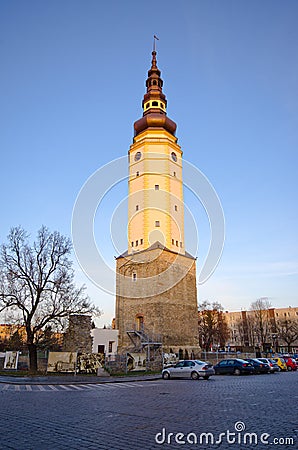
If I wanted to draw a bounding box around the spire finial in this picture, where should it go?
[153,35,159,52]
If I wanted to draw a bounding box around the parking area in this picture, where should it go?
[0,371,297,449]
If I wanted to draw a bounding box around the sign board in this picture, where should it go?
[4,351,19,370]
[127,352,146,371]
[47,352,77,373]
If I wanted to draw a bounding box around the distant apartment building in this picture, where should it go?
[223,307,298,353]
[0,324,26,342]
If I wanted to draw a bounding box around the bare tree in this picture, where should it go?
[0,226,99,372]
[250,298,272,351]
[276,318,298,353]
[198,301,229,351]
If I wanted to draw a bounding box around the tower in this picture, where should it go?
[115,48,199,355]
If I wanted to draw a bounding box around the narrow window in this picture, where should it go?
[131,242,134,247]
[132,273,137,282]
[136,205,139,211]
[136,171,139,176]
[155,184,159,190]
[140,239,143,245]
[155,221,160,227]
[136,240,138,246]
[108,341,114,353]
[174,205,178,211]
[176,241,178,246]
[173,171,176,177]
[146,103,150,109]
[172,239,174,245]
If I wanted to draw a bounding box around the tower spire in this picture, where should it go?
[133,44,177,137]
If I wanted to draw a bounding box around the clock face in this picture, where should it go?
[171,152,177,162]
[134,151,142,161]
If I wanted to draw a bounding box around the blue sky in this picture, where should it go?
[0,0,297,326]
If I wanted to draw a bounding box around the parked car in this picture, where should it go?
[282,356,298,371]
[213,359,255,375]
[245,358,270,374]
[272,357,287,371]
[162,360,215,380]
[257,358,279,373]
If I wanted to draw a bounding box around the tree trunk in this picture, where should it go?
[27,342,38,373]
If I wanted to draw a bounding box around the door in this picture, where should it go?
[136,315,144,332]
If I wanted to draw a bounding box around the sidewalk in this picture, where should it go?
[0,373,161,385]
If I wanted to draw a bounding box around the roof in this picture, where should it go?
[116,241,196,260]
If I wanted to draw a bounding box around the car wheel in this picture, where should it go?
[203,376,210,380]
[287,366,292,371]
[162,371,170,380]
[234,368,241,376]
[191,371,199,380]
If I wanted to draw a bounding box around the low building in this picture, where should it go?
[91,328,118,356]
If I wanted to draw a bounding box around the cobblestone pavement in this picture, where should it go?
[0,372,297,450]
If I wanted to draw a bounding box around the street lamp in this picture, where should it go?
[272,333,278,354]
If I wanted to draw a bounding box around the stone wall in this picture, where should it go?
[63,315,93,353]
[115,246,199,354]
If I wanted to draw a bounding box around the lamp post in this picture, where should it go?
[272,333,278,354]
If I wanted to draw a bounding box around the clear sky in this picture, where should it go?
[0,0,297,326]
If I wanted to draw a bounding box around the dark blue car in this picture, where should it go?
[214,359,255,375]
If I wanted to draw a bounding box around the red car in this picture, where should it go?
[282,356,297,371]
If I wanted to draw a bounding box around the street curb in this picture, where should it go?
[0,375,162,386]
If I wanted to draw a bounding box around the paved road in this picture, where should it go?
[0,372,297,450]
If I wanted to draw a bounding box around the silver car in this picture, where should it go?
[162,360,215,380]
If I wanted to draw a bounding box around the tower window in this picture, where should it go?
[155,184,159,190]
[160,102,163,108]
[172,239,174,245]
[152,80,157,86]
[155,221,160,227]
[132,273,137,282]
[173,172,176,177]
[174,205,178,211]
[136,205,139,211]
[145,103,149,109]
[131,242,134,247]
[140,239,143,245]
[152,101,158,106]
[136,171,139,176]
[176,241,178,246]
[136,240,138,246]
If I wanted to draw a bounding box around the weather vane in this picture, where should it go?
[153,35,159,52]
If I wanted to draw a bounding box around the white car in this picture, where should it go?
[162,360,215,380]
